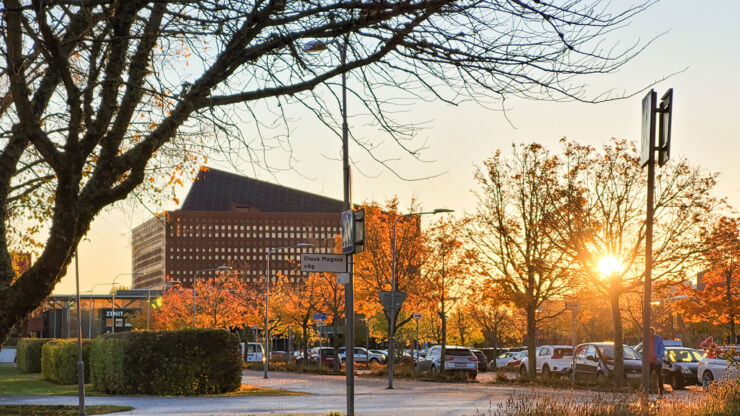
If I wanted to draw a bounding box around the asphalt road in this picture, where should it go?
[0,369,690,416]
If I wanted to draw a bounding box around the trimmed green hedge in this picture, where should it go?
[90,329,241,395]
[41,339,91,384]
[16,338,52,373]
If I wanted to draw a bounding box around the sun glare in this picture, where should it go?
[598,255,622,276]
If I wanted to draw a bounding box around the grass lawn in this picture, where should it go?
[0,405,133,416]
[0,365,302,397]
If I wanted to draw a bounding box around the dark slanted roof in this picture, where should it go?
[181,167,343,213]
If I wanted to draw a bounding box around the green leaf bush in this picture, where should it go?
[41,339,91,384]
[90,329,241,395]
[16,338,52,373]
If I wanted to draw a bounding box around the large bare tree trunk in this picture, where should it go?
[527,302,537,380]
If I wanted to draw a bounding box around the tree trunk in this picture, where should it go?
[440,309,447,373]
[610,284,625,387]
[302,322,309,362]
[526,302,537,380]
[727,272,736,344]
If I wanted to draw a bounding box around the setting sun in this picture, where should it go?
[598,255,622,276]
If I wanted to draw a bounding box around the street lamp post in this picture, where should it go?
[264,243,313,379]
[110,272,141,334]
[388,208,453,389]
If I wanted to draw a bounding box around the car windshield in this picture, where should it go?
[598,345,639,361]
[667,349,702,362]
[247,344,261,353]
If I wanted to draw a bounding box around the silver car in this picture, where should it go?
[415,345,478,377]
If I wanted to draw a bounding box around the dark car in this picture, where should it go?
[470,349,488,372]
[662,347,702,389]
[309,347,336,367]
[572,342,642,382]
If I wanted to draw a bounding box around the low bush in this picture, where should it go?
[41,339,91,384]
[16,338,52,373]
[90,329,241,395]
[475,380,740,416]
[368,363,477,382]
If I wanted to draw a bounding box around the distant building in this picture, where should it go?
[131,167,342,289]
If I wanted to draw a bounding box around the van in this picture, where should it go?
[246,342,264,362]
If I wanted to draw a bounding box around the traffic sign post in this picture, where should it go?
[300,253,348,273]
[313,313,328,321]
[639,88,674,396]
[413,313,422,372]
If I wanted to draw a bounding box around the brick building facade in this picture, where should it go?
[132,167,343,289]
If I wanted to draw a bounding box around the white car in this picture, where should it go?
[491,351,517,369]
[518,345,573,379]
[697,347,740,386]
[245,342,264,363]
[338,347,386,364]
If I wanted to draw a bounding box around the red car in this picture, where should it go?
[309,347,336,367]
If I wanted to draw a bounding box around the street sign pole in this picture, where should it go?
[640,89,673,397]
[413,314,421,373]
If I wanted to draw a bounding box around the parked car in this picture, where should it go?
[245,342,263,363]
[369,349,388,364]
[470,349,488,372]
[661,347,703,389]
[491,351,517,370]
[572,342,642,382]
[505,350,528,376]
[697,346,740,386]
[338,347,386,365]
[415,345,478,377]
[309,347,336,367]
[533,345,573,378]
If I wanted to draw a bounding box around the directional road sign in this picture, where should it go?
[300,253,347,273]
[565,301,580,311]
[341,210,354,254]
[379,290,407,317]
[313,313,328,321]
[412,313,423,319]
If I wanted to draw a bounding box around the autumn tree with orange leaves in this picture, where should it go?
[273,273,326,361]
[545,139,720,385]
[152,274,259,330]
[677,217,740,344]
[353,200,429,351]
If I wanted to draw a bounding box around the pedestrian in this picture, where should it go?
[649,327,666,396]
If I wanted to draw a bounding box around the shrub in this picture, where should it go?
[41,339,91,384]
[90,329,241,395]
[2,337,20,347]
[16,338,52,373]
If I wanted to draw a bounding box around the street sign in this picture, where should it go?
[412,313,422,319]
[341,210,354,254]
[316,320,325,327]
[300,253,348,273]
[313,313,328,321]
[337,273,350,285]
[379,290,407,317]
[640,90,656,168]
[353,209,365,254]
[565,301,580,311]
[658,88,673,166]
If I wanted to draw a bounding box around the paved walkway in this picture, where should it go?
[0,369,685,416]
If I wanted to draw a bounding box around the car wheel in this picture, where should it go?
[519,365,528,380]
[431,364,438,375]
[542,365,551,379]
[671,374,684,390]
[702,370,714,387]
[369,358,380,365]
[469,371,478,380]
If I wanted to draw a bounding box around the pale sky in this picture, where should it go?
[53,0,740,294]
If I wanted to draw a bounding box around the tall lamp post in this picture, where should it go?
[388,208,453,389]
[264,242,314,378]
[110,272,141,334]
[304,32,353,415]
